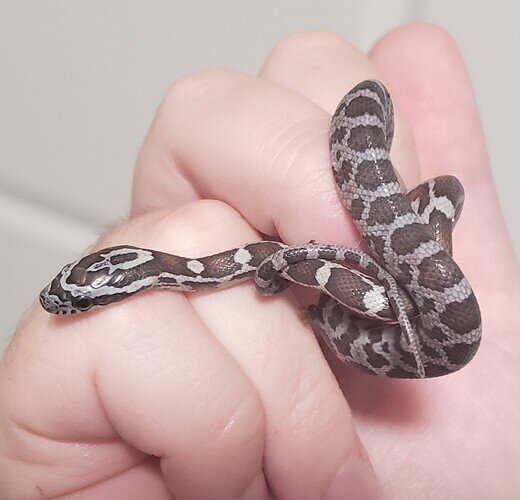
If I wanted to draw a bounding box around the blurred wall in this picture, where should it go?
[1,1,519,350]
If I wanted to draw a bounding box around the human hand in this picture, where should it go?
[1,23,519,499]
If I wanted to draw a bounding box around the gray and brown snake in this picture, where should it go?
[39,80,482,379]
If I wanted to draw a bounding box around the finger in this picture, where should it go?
[0,206,267,499]
[144,202,379,498]
[133,69,360,246]
[260,30,421,190]
[369,22,518,287]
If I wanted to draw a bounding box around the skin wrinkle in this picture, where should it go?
[267,119,334,237]
[188,366,255,440]
[2,430,147,500]
[279,128,327,190]
[272,125,350,241]
[8,416,122,452]
[285,370,345,439]
[1,333,116,456]
[259,334,350,450]
[275,133,353,243]
[254,107,320,165]
[51,457,164,499]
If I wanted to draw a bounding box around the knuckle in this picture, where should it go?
[408,21,457,47]
[377,22,459,56]
[162,67,236,111]
[267,30,347,63]
[173,199,243,233]
[173,200,242,232]
[155,200,258,253]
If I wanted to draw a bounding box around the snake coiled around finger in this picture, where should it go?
[39,80,482,379]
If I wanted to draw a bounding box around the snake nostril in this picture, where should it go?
[39,288,59,313]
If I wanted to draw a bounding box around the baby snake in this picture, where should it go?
[39,80,482,379]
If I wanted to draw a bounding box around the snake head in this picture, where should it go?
[39,262,95,314]
[39,246,158,314]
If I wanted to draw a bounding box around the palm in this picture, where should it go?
[333,251,518,496]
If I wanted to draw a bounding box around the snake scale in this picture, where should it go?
[40,80,482,379]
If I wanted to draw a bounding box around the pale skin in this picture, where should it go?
[1,23,519,499]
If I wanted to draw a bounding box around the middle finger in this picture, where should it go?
[133,69,358,245]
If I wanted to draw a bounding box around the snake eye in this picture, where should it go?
[72,296,93,310]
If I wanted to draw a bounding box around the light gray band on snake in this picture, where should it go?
[39,80,482,379]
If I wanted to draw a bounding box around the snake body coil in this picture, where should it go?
[40,80,482,379]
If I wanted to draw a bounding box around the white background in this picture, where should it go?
[1,1,519,351]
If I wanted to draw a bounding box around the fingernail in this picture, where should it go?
[324,454,381,500]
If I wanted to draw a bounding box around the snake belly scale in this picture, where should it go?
[39,80,482,379]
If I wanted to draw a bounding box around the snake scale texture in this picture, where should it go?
[40,80,482,379]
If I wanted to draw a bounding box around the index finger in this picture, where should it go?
[133,68,418,248]
[133,70,352,244]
